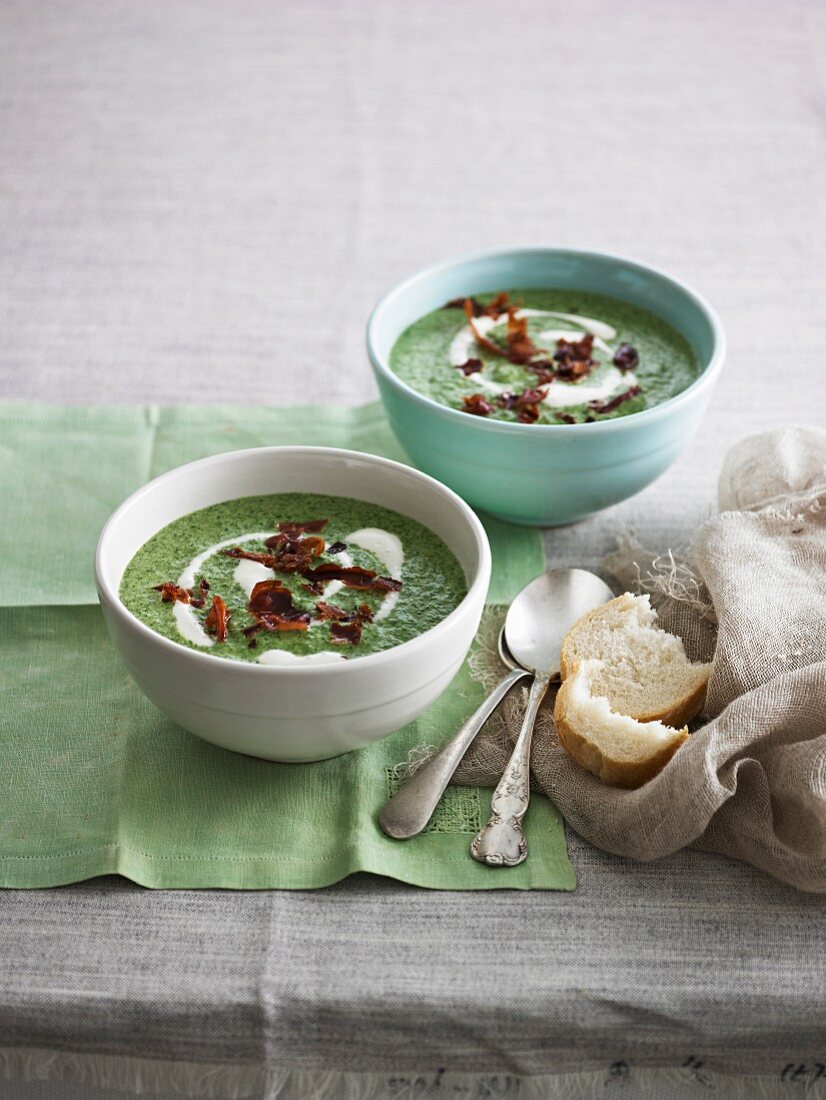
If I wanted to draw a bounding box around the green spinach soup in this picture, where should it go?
[389,289,700,425]
[120,493,467,665]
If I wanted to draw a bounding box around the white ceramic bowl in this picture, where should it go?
[95,447,491,762]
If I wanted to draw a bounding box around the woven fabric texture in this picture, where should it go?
[1,0,825,1093]
[456,427,826,891]
[0,400,569,892]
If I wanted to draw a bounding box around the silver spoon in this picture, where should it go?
[470,569,614,867]
[379,651,530,840]
[379,568,613,843]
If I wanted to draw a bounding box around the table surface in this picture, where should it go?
[1,1,825,1095]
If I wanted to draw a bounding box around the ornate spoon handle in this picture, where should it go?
[379,666,531,839]
[470,672,550,867]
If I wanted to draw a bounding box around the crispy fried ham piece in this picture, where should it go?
[277,518,328,537]
[302,563,402,593]
[500,386,547,408]
[553,333,596,381]
[555,360,593,382]
[299,536,326,557]
[588,385,642,415]
[455,358,483,376]
[517,404,541,424]
[248,580,305,617]
[462,393,493,416]
[464,297,549,366]
[152,582,205,608]
[504,308,540,364]
[244,580,311,634]
[554,333,595,364]
[314,600,349,622]
[271,535,326,572]
[264,532,325,554]
[204,595,230,642]
[224,547,278,568]
[496,387,548,422]
[328,603,374,646]
[330,620,363,645]
[316,599,374,645]
[484,292,511,318]
[464,298,509,360]
[224,531,326,574]
[524,361,556,385]
[445,294,510,318]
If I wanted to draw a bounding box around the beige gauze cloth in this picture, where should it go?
[455,426,826,891]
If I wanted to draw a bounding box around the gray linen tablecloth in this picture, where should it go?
[1,2,824,1097]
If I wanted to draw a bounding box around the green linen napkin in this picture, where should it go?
[0,401,575,890]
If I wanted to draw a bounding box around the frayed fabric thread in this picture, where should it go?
[603,529,716,621]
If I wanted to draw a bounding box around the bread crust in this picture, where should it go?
[553,683,688,789]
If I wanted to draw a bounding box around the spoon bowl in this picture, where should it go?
[505,568,615,677]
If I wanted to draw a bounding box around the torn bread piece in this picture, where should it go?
[559,592,711,727]
[554,659,689,788]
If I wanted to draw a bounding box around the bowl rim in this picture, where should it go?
[95,445,492,677]
[366,245,726,435]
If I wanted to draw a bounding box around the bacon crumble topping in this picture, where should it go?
[314,600,349,622]
[462,393,494,416]
[277,518,329,537]
[302,562,402,593]
[495,387,548,423]
[445,294,511,318]
[316,599,374,644]
[224,530,325,573]
[464,299,510,360]
[204,595,230,642]
[224,547,278,567]
[244,580,311,634]
[484,292,511,317]
[156,517,402,652]
[587,385,642,415]
[455,358,483,376]
[330,620,363,645]
[504,308,540,364]
[329,603,375,646]
[450,293,645,423]
[517,403,541,424]
[524,362,556,385]
[553,333,596,381]
[152,582,206,609]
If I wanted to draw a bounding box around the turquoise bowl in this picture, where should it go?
[366,247,725,526]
